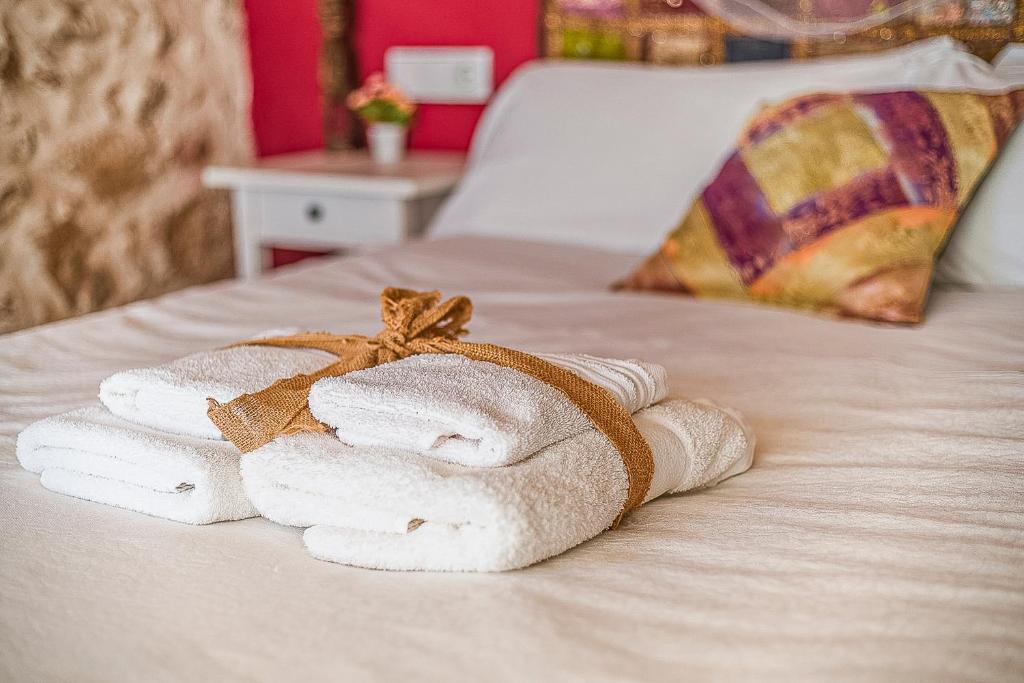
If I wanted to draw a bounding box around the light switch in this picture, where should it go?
[385,46,494,104]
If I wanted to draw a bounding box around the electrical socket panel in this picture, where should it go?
[385,46,494,104]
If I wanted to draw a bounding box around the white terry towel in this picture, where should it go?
[242,399,755,572]
[17,406,257,524]
[308,353,669,467]
[99,331,333,440]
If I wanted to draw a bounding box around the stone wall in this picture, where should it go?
[0,0,253,333]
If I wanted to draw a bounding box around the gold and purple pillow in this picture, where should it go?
[618,89,1024,323]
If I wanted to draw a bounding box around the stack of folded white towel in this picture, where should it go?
[17,336,755,572]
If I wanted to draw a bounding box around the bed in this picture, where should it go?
[3,42,1024,682]
[2,235,1022,680]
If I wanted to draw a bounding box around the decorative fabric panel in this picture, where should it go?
[541,0,1024,65]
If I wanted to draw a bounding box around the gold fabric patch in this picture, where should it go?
[663,200,747,297]
[749,207,954,321]
[924,92,997,204]
[741,104,888,214]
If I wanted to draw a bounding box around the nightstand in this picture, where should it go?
[203,150,465,278]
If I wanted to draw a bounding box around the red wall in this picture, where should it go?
[244,0,538,156]
[354,0,539,151]
[243,0,324,156]
[242,0,537,266]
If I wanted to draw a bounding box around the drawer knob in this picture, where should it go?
[305,203,324,222]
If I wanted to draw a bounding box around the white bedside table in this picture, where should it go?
[203,150,465,278]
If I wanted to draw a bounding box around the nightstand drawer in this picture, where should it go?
[259,191,406,245]
[205,150,464,278]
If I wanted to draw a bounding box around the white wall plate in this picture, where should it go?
[385,46,494,104]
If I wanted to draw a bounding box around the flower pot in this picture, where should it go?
[367,123,407,165]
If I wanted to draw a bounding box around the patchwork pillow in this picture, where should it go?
[617,89,1024,323]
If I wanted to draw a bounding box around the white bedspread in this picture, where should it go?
[1,237,1022,681]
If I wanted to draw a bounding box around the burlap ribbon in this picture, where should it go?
[207,287,654,524]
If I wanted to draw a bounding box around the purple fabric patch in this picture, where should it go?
[701,152,786,284]
[781,168,909,247]
[855,91,957,206]
[743,94,844,146]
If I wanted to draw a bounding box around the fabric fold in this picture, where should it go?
[241,399,755,572]
[98,330,332,440]
[308,352,668,467]
[16,406,256,524]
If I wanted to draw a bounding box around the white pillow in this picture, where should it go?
[993,43,1024,73]
[935,129,1024,288]
[934,45,1024,289]
[431,37,999,254]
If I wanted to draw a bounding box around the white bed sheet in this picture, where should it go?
[1,237,1022,681]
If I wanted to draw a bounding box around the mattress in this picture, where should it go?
[1,236,1022,681]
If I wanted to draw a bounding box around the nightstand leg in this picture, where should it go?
[230,190,264,279]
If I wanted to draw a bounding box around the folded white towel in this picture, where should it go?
[242,399,754,572]
[99,332,332,439]
[308,352,669,467]
[16,406,257,524]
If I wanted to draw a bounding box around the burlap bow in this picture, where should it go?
[207,287,654,524]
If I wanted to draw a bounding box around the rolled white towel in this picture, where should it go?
[242,399,755,572]
[308,352,669,467]
[16,406,257,524]
[98,329,332,440]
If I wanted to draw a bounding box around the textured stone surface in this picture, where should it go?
[0,0,253,333]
